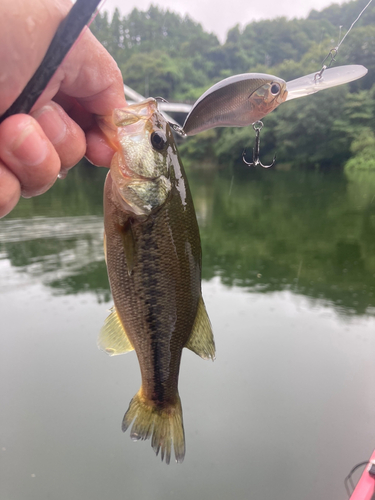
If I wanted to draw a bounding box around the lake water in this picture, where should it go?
[1,160,375,500]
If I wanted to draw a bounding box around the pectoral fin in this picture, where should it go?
[185,297,215,360]
[98,306,134,356]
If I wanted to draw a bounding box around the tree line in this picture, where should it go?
[91,0,375,170]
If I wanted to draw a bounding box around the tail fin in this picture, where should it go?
[122,389,185,464]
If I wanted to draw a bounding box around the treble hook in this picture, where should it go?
[242,121,276,168]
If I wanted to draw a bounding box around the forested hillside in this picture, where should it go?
[91,0,375,169]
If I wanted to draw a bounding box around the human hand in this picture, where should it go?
[0,0,127,218]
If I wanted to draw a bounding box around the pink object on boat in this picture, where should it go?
[350,450,375,499]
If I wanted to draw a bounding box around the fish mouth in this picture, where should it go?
[113,98,159,128]
[96,98,160,151]
[101,98,172,216]
[100,99,163,182]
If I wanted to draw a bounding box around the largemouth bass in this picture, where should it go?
[183,73,288,135]
[97,98,215,464]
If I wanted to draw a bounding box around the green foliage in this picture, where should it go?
[309,0,375,28]
[344,128,375,171]
[90,6,219,98]
[214,127,252,166]
[119,51,181,98]
[273,87,351,167]
[240,17,334,68]
[178,129,218,168]
[90,1,375,171]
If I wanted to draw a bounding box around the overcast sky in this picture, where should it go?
[101,0,349,42]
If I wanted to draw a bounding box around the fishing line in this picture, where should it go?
[336,0,373,52]
[315,0,373,81]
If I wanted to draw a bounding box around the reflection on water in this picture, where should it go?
[197,167,375,316]
[1,160,375,500]
[0,215,109,301]
[1,161,374,316]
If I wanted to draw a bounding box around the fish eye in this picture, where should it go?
[270,83,281,95]
[150,131,167,151]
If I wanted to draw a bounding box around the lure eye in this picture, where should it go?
[270,83,281,95]
[151,131,167,151]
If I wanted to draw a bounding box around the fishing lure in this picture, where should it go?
[183,65,367,135]
[182,64,367,168]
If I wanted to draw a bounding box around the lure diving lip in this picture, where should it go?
[285,64,368,101]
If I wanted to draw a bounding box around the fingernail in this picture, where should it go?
[57,168,69,180]
[11,119,49,166]
[32,105,67,145]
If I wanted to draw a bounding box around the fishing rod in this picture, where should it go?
[0,0,102,124]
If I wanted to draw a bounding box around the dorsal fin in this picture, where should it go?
[185,296,215,360]
[98,306,134,356]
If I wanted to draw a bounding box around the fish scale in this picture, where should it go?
[104,180,196,398]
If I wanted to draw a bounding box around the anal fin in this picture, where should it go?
[185,296,215,360]
[98,306,134,356]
